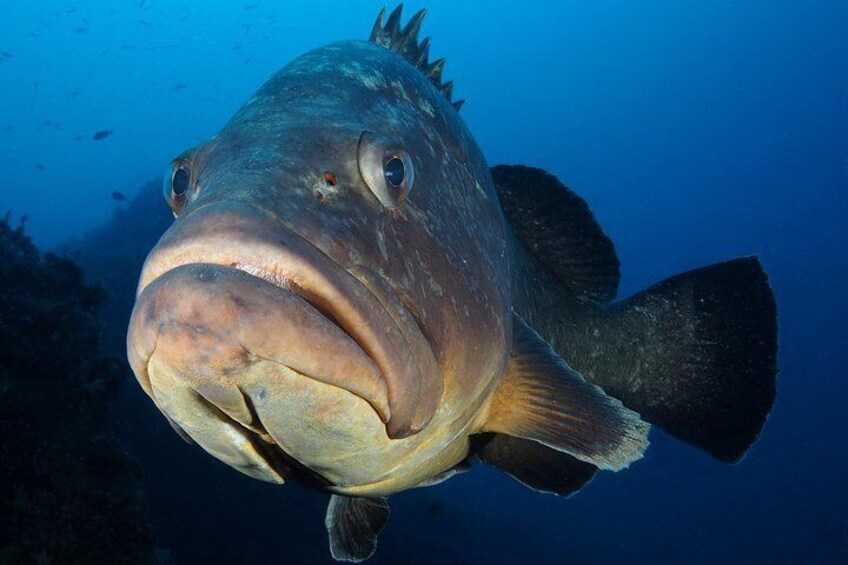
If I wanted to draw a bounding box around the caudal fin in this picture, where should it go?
[601,257,777,462]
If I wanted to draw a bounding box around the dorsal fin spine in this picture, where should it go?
[368,4,462,111]
[401,9,427,49]
[369,8,386,42]
[385,5,403,36]
[425,58,445,82]
[415,37,431,67]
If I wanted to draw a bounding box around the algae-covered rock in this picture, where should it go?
[60,180,171,357]
[0,216,157,564]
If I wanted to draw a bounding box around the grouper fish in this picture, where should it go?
[127,5,778,562]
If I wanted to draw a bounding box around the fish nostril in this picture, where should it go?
[314,171,339,204]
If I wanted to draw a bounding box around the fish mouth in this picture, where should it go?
[128,201,442,443]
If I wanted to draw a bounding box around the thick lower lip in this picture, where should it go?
[130,261,391,421]
[130,201,442,438]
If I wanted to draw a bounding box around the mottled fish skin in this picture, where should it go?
[128,40,513,495]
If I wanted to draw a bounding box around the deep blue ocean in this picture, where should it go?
[1,1,846,563]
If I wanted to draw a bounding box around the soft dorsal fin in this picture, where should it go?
[481,314,649,471]
[491,165,620,303]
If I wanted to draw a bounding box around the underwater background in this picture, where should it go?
[1,1,846,563]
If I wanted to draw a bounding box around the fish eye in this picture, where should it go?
[357,131,414,209]
[172,167,189,196]
[383,157,405,188]
[164,161,193,215]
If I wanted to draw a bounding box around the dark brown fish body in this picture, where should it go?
[127,6,777,562]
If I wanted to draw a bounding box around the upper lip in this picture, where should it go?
[135,200,442,438]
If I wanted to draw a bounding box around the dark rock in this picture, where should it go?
[0,216,157,564]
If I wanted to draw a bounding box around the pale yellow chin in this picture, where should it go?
[147,354,467,494]
[229,360,396,487]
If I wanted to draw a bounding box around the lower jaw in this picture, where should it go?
[195,389,336,486]
[147,357,288,484]
[327,433,473,497]
[147,355,410,488]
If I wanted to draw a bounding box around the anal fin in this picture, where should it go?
[473,433,597,497]
[482,314,650,471]
[325,495,389,563]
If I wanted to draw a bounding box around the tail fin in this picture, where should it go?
[593,257,777,462]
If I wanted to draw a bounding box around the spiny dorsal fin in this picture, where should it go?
[368,4,461,110]
[492,164,620,303]
[482,313,649,471]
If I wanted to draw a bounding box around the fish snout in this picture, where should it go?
[127,261,393,481]
[132,201,443,439]
[129,261,390,412]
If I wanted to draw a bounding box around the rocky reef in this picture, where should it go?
[0,216,157,564]
[61,180,172,357]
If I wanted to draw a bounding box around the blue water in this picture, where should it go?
[1,1,846,563]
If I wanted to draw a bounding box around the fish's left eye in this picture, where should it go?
[384,157,405,188]
[358,131,414,209]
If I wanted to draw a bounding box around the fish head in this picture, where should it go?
[127,39,511,490]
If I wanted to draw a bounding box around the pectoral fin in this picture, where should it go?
[325,495,389,563]
[482,314,650,471]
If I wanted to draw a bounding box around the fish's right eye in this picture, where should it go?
[164,161,193,216]
[172,168,189,196]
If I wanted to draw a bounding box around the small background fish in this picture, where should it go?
[92,129,113,140]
